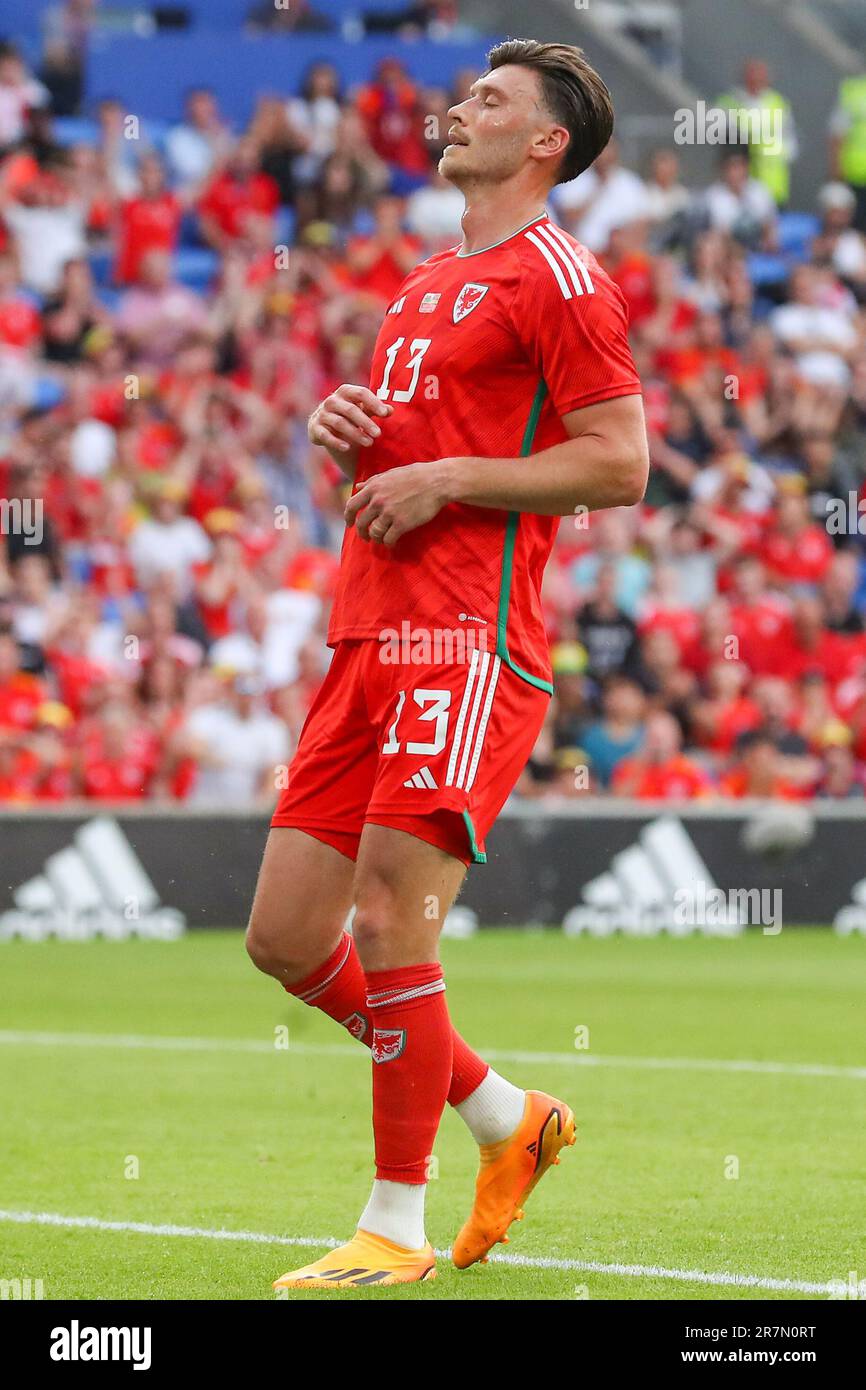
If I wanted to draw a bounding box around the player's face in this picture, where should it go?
[440,66,550,186]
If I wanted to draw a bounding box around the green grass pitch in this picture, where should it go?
[1,927,864,1300]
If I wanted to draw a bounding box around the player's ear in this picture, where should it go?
[531,123,569,170]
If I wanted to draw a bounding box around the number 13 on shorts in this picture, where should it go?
[382,688,452,757]
[380,652,505,795]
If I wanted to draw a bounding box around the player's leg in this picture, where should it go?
[245,827,364,1025]
[247,820,512,1088]
[360,650,577,1271]
[246,641,376,1024]
[251,643,521,1125]
[273,823,464,1289]
[353,825,463,1254]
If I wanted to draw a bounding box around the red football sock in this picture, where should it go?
[449,1032,489,1105]
[286,932,371,1043]
[364,963,453,1183]
[286,933,490,1106]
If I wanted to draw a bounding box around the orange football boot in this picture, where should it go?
[452,1090,576,1269]
[273,1229,436,1290]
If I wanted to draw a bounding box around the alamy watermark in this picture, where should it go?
[378,622,489,665]
[675,883,783,935]
[1,1276,45,1299]
[826,492,866,537]
[674,101,783,152]
[0,497,43,545]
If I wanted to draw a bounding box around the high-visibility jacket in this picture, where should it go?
[718,87,795,204]
[837,75,866,187]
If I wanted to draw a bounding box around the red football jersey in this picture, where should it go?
[328,212,642,689]
[114,193,181,285]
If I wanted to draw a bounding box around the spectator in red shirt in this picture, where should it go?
[81,702,157,800]
[29,700,76,800]
[342,193,422,303]
[193,521,251,641]
[637,563,701,657]
[0,741,40,800]
[639,252,697,344]
[720,729,804,799]
[762,482,834,589]
[114,153,181,285]
[692,451,773,570]
[356,58,428,176]
[0,629,44,730]
[683,596,736,678]
[689,658,762,754]
[656,308,741,393]
[198,138,280,250]
[750,675,820,790]
[816,734,865,799]
[728,555,796,675]
[788,595,861,685]
[0,248,40,350]
[612,709,712,798]
[604,224,656,327]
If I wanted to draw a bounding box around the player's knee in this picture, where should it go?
[244,916,281,976]
[245,913,302,981]
[351,889,399,964]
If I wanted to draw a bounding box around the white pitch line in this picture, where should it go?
[0,1030,864,1080]
[0,1209,836,1295]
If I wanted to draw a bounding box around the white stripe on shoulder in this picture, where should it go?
[536,223,585,298]
[543,223,595,295]
[524,229,573,300]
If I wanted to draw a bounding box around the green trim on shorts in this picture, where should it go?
[462,810,487,865]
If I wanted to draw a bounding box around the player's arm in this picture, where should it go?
[307,384,393,481]
[439,393,648,514]
[344,393,648,544]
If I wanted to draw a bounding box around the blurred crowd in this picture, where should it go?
[3,29,866,805]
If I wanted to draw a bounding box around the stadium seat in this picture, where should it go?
[777,211,819,260]
[351,208,376,237]
[85,35,496,125]
[746,252,789,289]
[180,0,411,25]
[174,247,220,290]
[274,206,296,245]
[179,210,205,248]
[53,117,101,148]
[88,248,114,287]
[32,378,67,411]
[95,288,123,312]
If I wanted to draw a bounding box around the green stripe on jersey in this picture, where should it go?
[495,380,555,695]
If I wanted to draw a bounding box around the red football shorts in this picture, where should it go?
[272,639,550,865]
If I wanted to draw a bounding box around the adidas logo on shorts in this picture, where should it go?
[403,766,438,790]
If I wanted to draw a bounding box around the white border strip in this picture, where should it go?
[0,1031,863,1080]
[0,1208,836,1294]
[524,230,574,299]
[445,649,479,788]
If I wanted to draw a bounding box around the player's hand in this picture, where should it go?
[345,459,455,547]
[307,384,392,455]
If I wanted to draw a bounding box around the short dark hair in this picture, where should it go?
[486,37,614,185]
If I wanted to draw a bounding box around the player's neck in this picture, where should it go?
[458,188,548,257]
